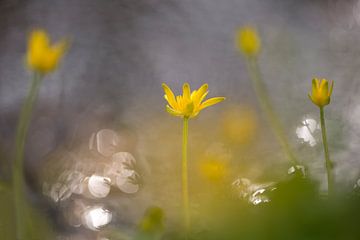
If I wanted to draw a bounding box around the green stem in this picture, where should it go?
[319,107,334,195]
[182,117,190,237]
[13,72,42,240]
[245,56,298,166]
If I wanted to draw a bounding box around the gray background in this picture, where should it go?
[1,0,360,191]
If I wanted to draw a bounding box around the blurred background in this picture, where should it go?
[1,0,360,239]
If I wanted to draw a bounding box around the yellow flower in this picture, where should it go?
[199,144,230,183]
[221,106,257,145]
[200,159,228,183]
[162,83,225,118]
[235,26,261,56]
[26,29,68,74]
[308,78,334,107]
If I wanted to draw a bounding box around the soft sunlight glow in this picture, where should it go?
[296,118,319,147]
[82,206,112,231]
[88,175,111,198]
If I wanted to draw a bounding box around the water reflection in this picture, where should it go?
[64,199,85,228]
[89,129,120,157]
[352,178,360,196]
[287,165,306,177]
[82,206,112,231]
[87,175,111,198]
[296,118,320,147]
[232,177,276,205]
[251,188,271,205]
[42,129,141,234]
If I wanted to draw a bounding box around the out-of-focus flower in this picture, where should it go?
[200,159,228,183]
[162,83,225,118]
[221,106,257,145]
[235,26,260,56]
[199,143,231,183]
[26,29,68,74]
[138,207,164,234]
[309,78,334,194]
[308,78,334,107]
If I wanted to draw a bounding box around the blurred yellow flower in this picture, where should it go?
[235,26,261,56]
[221,106,257,145]
[199,143,231,183]
[162,83,225,118]
[26,29,68,74]
[308,78,334,107]
[138,206,164,234]
[200,159,228,183]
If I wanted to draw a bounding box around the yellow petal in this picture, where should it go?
[200,97,225,110]
[314,78,321,89]
[51,39,68,57]
[235,27,260,56]
[27,30,50,70]
[320,80,328,98]
[28,29,49,51]
[195,84,208,98]
[311,78,319,97]
[199,91,209,103]
[42,40,68,72]
[183,83,191,100]
[190,90,197,99]
[177,95,183,109]
[166,105,182,116]
[329,81,334,96]
[320,79,327,90]
[191,84,209,108]
[162,83,177,109]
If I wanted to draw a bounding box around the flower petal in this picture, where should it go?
[314,78,320,88]
[320,79,327,90]
[199,91,209,103]
[176,95,183,109]
[166,105,182,116]
[183,83,191,100]
[311,78,319,97]
[200,97,225,110]
[162,83,177,109]
[29,29,49,51]
[51,39,68,58]
[194,84,208,99]
[328,80,334,96]
[190,90,198,100]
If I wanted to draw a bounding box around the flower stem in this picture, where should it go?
[319,107,334,195]
[182,117,190,237]
[245,56,298,166]
[13,72,42,240]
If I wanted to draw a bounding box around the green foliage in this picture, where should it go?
[161,175,360,240]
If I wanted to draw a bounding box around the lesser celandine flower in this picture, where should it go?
[308,77,334,195]
[162,82,224,237]
[26,29,68,74]
[162,83,225,118]
[308,78,334,107]
[235,26,261,57]
[13,29,69,239]
[235,25,298,166]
